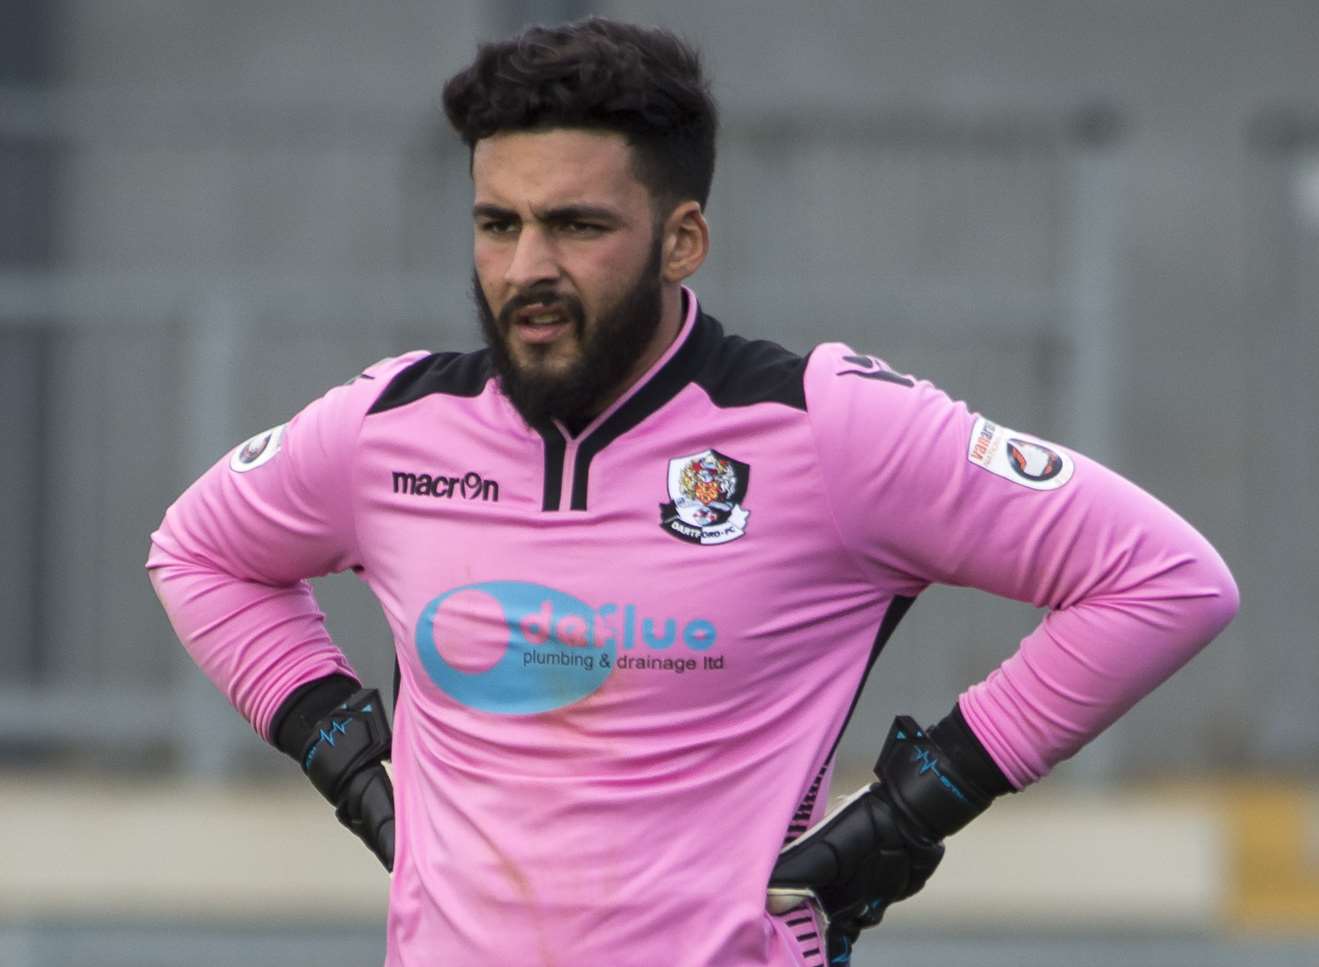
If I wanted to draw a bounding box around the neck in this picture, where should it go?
[584,283,686,419]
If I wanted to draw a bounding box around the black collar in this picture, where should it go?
[533,307,720,511]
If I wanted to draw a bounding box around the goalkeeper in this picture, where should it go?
[147,16,1238,967]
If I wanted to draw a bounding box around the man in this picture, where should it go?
[147,17,1238,967]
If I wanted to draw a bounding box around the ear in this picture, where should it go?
[660,201,710,283]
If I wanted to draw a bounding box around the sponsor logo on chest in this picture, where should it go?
[414,581,725,714]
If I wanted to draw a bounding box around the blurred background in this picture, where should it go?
[2,1,1317,964]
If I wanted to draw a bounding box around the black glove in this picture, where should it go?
[768,715,998,963]
[299,687,397,872]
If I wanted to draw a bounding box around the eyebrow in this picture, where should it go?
[472,203,625,225]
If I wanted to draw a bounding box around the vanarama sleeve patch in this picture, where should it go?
[966,416,1074,491]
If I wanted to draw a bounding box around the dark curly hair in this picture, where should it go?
[442,17,718,213]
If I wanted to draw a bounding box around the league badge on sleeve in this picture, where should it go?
[229,423,287,473]
[659,448,750,545]
[967,416,1073,491]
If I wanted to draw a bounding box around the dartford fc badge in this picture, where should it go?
[659,448,750,545]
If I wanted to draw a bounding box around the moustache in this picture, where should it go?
[497,291,586,329]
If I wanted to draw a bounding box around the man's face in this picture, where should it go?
[471,128,667,427]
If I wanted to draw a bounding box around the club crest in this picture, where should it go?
[659,448,750,545]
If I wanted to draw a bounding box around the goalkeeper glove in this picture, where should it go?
[768,711,1006,963]
[273,676,396,872]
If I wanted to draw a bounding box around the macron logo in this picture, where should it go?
[392,470,500,502]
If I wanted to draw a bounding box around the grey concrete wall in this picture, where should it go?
[3,0,1315,779]
[605,0,1319,778]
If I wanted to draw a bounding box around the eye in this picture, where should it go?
[560,221,604,236]
[478,219,517,237]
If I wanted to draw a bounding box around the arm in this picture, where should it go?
[807,343,1238,787]
[146,354,425,864]
[770,345,1238,955]
[146,407,363,738]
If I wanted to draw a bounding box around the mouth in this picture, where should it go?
[509,303,575,346]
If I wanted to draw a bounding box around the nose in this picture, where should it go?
[504,226,559,291]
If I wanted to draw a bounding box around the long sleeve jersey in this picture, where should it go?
[147,289,1237,967]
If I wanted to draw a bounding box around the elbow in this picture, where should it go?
[146,519,164,569]
[1207,557,1240,636]
[1135,542,1240,659]
[145,524,181,602]
[145,514,176,572]
[145,506,199,578]
[1182,547,1239,645]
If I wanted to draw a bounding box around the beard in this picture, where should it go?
[473,240,664,430]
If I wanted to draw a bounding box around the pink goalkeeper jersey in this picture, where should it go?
[147,289,1237,966]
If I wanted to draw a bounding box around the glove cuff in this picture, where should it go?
[301,688,392,805]
[928,701,1014,798]
[873,715,996,840]
[270,673,361,760]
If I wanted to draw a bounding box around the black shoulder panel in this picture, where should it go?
[691,317,808,411]
[367,350,494,415]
